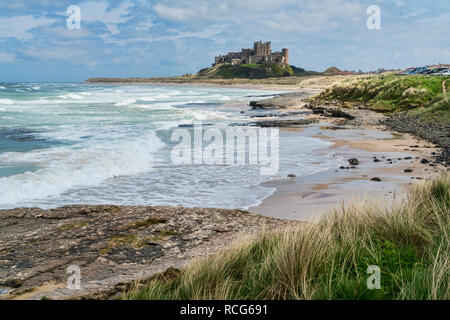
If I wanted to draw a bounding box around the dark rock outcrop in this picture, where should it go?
[0,205,291,300]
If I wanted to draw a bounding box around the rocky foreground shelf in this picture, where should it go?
[0,205,291,300]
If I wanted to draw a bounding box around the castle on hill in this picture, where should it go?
[213,41,289,67]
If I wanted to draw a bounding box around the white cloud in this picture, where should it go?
[40,25,91,38]
[134,20,155,31]
[0,52,16,63]
[79,0,135,35]
[102,24,226,45]
[151,0,364,39]
[154,4,194,23]
[20,46,97,66]
[0,15,56,40]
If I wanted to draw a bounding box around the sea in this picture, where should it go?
[0,83,343,210]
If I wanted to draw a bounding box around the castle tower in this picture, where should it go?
[254,41,262,55]
[282,48,289,65]
[265,42,271,56]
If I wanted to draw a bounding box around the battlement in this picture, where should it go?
[213,41,289,67]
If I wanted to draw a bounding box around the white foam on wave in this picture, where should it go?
[152,94,170,99]
[0,131,164,207]
[0,99,14,105]
[59,93,84,100]
[183,109,234,121]
[138,97,155,102]
[115,98,137,106]
[0,86,6,90]
[130,103,177,110]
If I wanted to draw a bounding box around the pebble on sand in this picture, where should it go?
[288,174,297,182]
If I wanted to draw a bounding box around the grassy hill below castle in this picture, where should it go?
[197,63,318,79]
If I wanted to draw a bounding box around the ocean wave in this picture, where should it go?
[183,109,235,121]
[0,99,14,105]
[138,97,155,102]
[58,93,84,100]
[0,131,164,206]
[115,98,137,106]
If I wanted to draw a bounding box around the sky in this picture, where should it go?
[0,0,449,82]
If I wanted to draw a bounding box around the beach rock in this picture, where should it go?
[0,205,292,300]
[420,158,430,164]
[371,177,382,182]
[247,119,318,128]
[404,169,414,173]
[348,158,359,166]
[383,112,450,166]
[249,101,277,109]
[249,110,307,119]
[249,92,314,109]
[306,105,355,120]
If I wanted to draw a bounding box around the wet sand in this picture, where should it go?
[250,122,444,221]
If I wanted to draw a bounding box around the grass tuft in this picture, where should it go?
[123,175,450,300]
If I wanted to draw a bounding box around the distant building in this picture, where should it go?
[427,64,450,68]
[213,41,289,67]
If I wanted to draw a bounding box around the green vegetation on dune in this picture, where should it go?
[319,74,450,114]
[408,97,450,125]
[123,175,450,300]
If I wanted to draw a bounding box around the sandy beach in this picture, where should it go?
[251,124,442,220]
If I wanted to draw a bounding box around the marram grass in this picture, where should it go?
[318,74,450,116]
[123,175,449,300]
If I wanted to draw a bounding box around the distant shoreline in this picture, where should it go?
[84,74,356,91]
[84,80,300,91]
